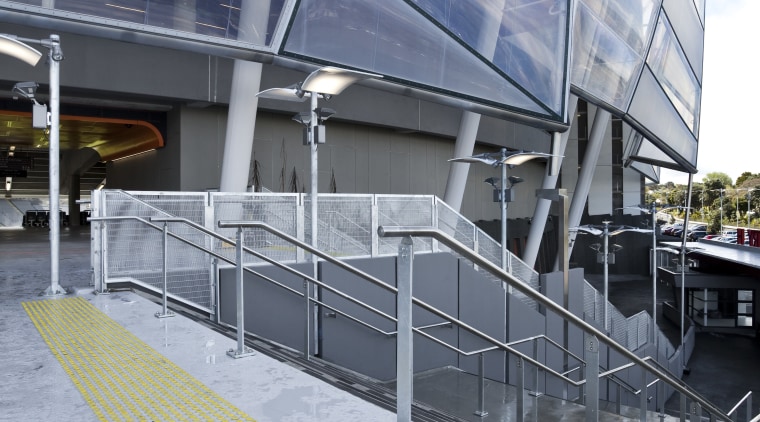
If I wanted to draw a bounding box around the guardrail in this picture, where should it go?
[378,225,733,422]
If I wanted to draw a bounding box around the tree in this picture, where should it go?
[735,171,758,188]
[702,172,732,188]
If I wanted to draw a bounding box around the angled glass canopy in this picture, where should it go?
[281,0,571,122]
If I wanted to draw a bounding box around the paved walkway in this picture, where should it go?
[0,226,395,422]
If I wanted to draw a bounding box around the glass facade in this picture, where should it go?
[571,0,658,111]
[647,14,701,136]
[5,0,286,46]
[282,0,570,120]
[1,0,705,173]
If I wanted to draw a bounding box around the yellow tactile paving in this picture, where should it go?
[23,296,256,422]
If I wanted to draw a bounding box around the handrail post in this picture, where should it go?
[226,225,255,359]
[658,379,665,420]
[475,352,488,417]
[155,221,175,319]
[396,236,414,422]
[585,335,599,422]
[529,337,541,397]
[516,356,524,422]
[747,393,752,422]
[303,277,311,360]
[640,366,647,421]
[690,401,702,421]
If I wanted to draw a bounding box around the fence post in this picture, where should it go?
[155,221,175,319]
[226,225,255,359]
[396,235,414,422]
[585,335,599,422]
[640,366,647,421]
[304,277,311,360]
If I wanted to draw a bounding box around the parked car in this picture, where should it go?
[687,230,708,241]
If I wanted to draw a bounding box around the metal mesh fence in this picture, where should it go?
[318,195,373,257]
[212,193,300,264]
[377,195,434,255]
[102,191,211,309]
[98,189,672,355]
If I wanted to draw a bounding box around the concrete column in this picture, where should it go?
[219,3,270,192]
[565,108,611,260]
[522,96,578,269]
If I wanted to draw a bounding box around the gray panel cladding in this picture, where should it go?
[319,256,398,381]
[458,260,507,383]
[411,253,460,374]
[219,262,313,353]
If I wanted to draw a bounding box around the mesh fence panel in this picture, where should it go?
[100,190,670,354]
[584,281,603,325]
[103,191,211,309]
[609,306,628,348]
[318,195,373,257]
[377,195,434,255]
[212,193,300,264]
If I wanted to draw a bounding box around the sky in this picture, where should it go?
[658,0,760,186]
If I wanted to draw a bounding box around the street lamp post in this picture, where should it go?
[449,148,558,275]
[1,33,65,296]
[257,67,381,276]
[576,222,651,332]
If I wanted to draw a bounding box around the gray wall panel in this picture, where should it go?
[542,268,586,399]
[412,253,460,374]
[507,294,546,391]
[218,262,312,353]
[458,262,507,383]
[320,256,398,381]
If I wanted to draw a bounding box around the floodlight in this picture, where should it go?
[508,176,524,185]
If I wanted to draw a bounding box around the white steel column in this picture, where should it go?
[219,61,263,192]
[522,96,577,269]
[565,108,611,261]
[219,3,269,192]
[443,112,480,211]
[442,1,505,211]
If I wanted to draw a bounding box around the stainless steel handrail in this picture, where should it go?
[377,225,733,421]
[91,214,730,419]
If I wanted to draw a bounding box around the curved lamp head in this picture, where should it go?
[449,149,561,167]
[301,66,382,96]
[508,176,524,186]
[0,34,42,66]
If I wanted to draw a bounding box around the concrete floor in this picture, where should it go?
[0,226,395,422]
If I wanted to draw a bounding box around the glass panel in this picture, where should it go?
[737,316,753,327]
[9,0,286,46]
[283,0,551,117]
[738,290,753,301]
[662,0,704,82]
[411,0,570,115]
[627,68,697,170]
[647,15,701,135]
[581,0,658,52]
[570,0,658,111]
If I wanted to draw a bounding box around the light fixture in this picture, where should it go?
[453,148,561,275]
[256,66,382,285]
[12,81,39,103]
[0,34,42,66]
